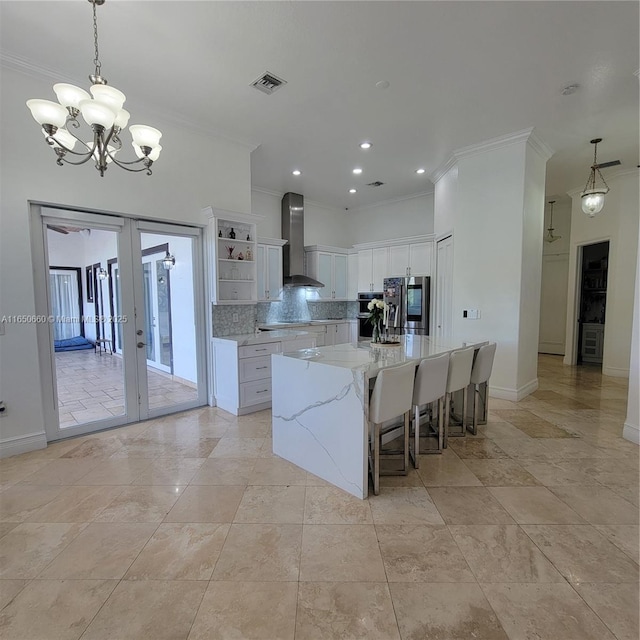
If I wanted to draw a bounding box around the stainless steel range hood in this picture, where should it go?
[281,192,324,288]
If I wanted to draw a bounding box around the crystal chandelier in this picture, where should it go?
[26,0,162,177]
[581,138,609,216]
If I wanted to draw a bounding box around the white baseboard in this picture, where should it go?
[489,378,538,402]
[0,431,47,459]
[538,342,564,356]
[623,422,640,445]
[602,366,629,378]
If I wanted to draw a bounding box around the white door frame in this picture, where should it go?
[434,233,454,341]
[31,203,207,442]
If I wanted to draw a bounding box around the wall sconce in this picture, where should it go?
[162,251,175,270]
[97,267,108,280]
[581,138,610,217]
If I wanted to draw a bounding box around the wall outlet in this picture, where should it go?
[232,312,239,323]
[463,309,481,319]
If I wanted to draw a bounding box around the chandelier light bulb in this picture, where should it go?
[581,191,606,217]
[129,125,162,149]
[114,108,130,130]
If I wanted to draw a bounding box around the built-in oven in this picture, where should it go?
[357,292,383,341]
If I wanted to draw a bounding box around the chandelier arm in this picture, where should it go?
[109,155,154,175]
[594,167,610,192]
[54,153,98,167]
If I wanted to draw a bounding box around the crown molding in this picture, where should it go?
[2,51,259,151]
[353,233,435,251]
[349,189,434,213]
[251,186,284,199]
[430,155,457,185]
[452,127,554,162]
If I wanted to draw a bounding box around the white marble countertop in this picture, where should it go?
[212,329,313,346]
[258,319,356,330]
[277,335,487,376]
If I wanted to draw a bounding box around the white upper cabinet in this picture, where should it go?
[388,245,410,277]
[305,247,350,300]
[257,238,286,301]
[357,247,389,293]
[389,242,432,276]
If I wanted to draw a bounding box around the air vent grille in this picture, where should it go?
[251,72,287,95]
[366,181,385,187]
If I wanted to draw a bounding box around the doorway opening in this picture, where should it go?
[577,240,609,367]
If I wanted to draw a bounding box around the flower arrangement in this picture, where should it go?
[367,298,386,342]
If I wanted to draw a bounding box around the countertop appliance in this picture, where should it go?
[357,292,383,341]
[383,276,430,336]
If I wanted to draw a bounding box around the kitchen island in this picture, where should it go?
[271,336,487,498]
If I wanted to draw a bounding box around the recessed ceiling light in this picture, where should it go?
[359,142,372,150]
[349,188,357,193]
[376,80,390,90]
[353,168,363,175]
[416,168,426,174]
[292,169,301,176]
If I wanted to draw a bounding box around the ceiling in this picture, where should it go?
[1,1,638,210]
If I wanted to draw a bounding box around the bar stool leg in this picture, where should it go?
[438,398,444,451]
[443,392,450,448]
[403,412,410,475]
[413,405,420,469]
[461,387,468,436]
[373,422,381,495]
[470,383,479,435]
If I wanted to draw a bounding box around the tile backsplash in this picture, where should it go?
[212,304,256,336]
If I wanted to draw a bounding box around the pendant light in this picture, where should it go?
[545,200,561,243]
[581,138,609,217]
[26,0,162,177]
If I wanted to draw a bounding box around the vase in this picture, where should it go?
[372,319,382,343]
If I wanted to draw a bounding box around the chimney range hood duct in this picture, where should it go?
[281,192,324,288]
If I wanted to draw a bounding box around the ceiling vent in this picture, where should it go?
[251,72,287,95]
[366,181,385,187]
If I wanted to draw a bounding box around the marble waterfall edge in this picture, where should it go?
[271,355,369,498]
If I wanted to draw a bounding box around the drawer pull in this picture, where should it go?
[256,389,269,394]
[256,366,268,370]
[255,348,267,351]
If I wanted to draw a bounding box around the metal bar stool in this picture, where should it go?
[368,361,416,495]
[443,346,475,447]
[410,352,450,467]
[469,342,497,435]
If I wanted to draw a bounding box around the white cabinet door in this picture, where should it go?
[317,252,333,300]
[335,322,349,345]
[435,235,453,340]
[333,254,348,300]
[324,323,336,346]
[389,245,410,276]
[357,250,373,292]
[409,242,432,276]
[347,253,358,300]
[256,244,266,301]
[349,320,358,344]
[266,245,283,300]
[371,247,389,293]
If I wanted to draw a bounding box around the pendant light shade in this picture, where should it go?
[26,99,68,129]
[581,138,610,217]
[545,200,561,243]
[53,84,91,110]
[79,99,116,129]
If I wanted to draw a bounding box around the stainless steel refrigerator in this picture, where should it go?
[382,276,430,336]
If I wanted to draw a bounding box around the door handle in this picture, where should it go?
[136,329,144,335]
[137,341,146,348]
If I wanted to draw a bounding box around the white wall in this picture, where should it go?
[347,192,434,244]
[564,171,639,377]
[251,189,353,247]
[0,65,252,451]
[538,196,571,354]
[434,165,458,237]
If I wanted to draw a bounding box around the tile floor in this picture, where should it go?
[55,350,197,427]
[0,354,638,639]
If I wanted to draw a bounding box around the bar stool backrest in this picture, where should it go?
[446,347,475,393]
[370,361,416,425]
[470,342,497,385]
[413,352,450,407]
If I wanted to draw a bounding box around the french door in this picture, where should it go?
[35,207,207,442]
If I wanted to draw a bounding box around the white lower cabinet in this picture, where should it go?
[213,335,315,415]
[324,322,350,346]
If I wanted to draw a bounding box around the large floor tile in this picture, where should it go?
[234,485,305,524]
[304,486,373,524]
[125,522,230,580]
[17,459,98,485]
[81,579,206,640]
[212,523,302,581]
[574,583,640,640]
[389,582,509,640]
[427,487,515,524]
[481,583,616,640]
[0,522,87,579]
[487,486,585,524]
[38,522,157,579]
[0,484,65,522]
[448,438,511,459]
[130,458,206,485]
[521,524,639,584]
[592,524,640,563]
[0,579,117,640]
[462,459,540,486]
[92,485,184,523]
[449,525,563,583]
[208,437,265,458]
[547,485,640,524]
[73,458,153,485]
[416,454,483,487]
[369,487,444,524]
[377,524,475,582]
[189,458,256,485]
[188,581,297,640]
[519,460,600,486]
[0,579,28,610]
[295,582,400,640]
[163,485,244,522]
[248,457,308,485]
[300,524,386,582]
